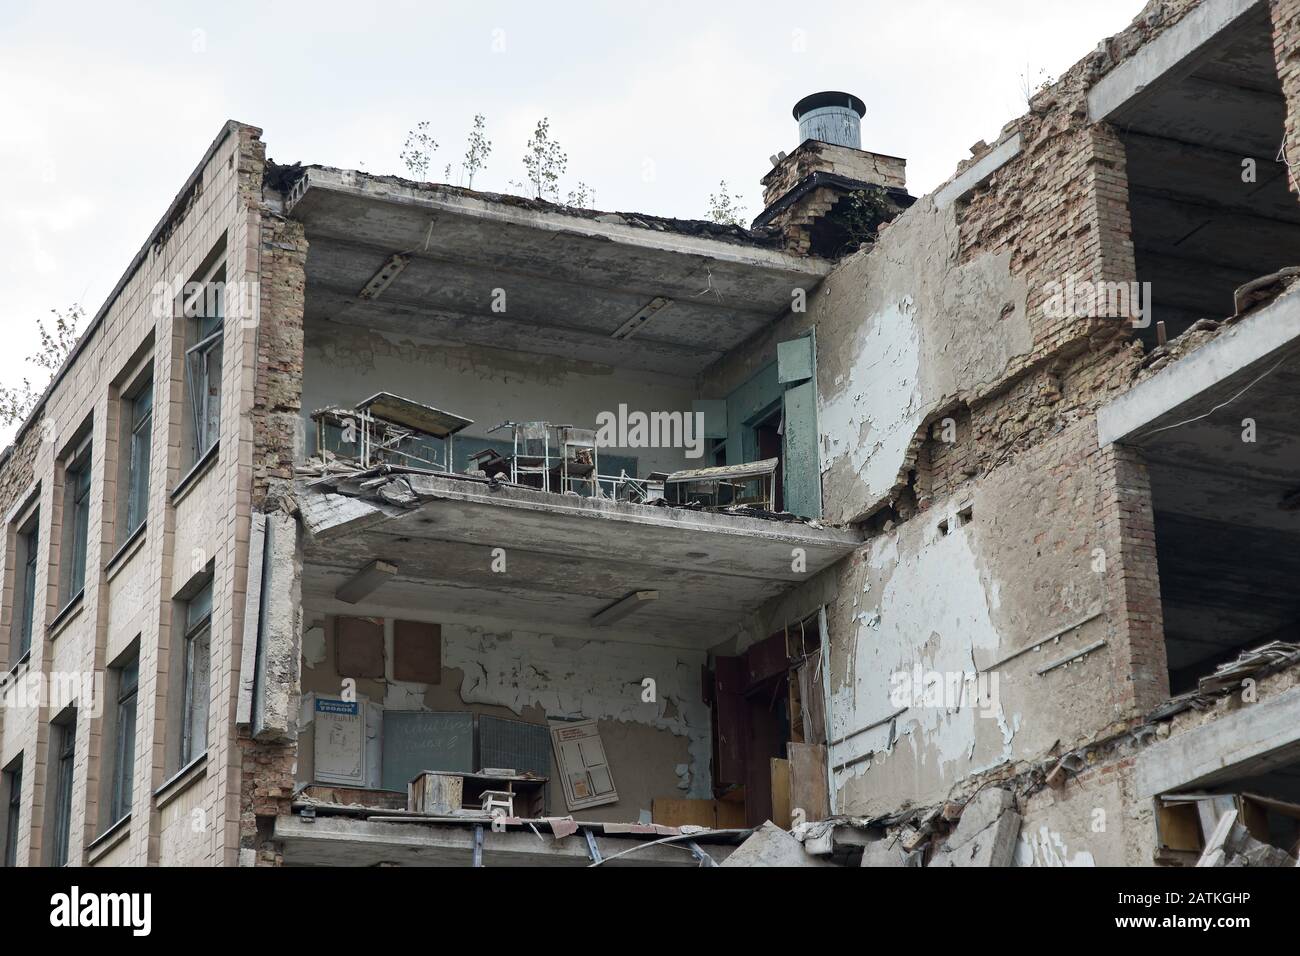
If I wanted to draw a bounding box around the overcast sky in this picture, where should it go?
[0,0,1143,443]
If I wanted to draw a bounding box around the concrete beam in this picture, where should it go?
[1097,291,1300,446]
[236,513,266,727]
[335,559,398,604]
[1087,0,1264,123]
[1136,684,1300,798]
[935,134,1022,210]
[253,513,303,742]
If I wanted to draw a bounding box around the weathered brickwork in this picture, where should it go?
[1274,0,1300,199]
[251,215,308,508]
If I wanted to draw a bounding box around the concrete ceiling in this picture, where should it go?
[1101,293,1300,689]
[286,169,831,377]
[297,474,861,649]
[1112,5,1300,343]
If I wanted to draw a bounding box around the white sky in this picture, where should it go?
[0,0,1143,444]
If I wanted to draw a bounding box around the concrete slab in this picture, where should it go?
[298,475,861,647]
[1097,290,1300,447]
[1087,0,1264,123]
[1136,684,1300,798]
[274,814,733,867]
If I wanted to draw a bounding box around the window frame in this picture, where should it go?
[2,757,21,868]
[50,715,76,866]
[182,261,225,468]
[58,432,93,610]
[120,371,154,544]
[108,652,139,824]
[11,503,39,664]
[179,582,213,767]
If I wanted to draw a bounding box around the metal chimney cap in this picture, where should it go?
[792,91,865,121]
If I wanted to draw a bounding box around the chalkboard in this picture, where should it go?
[381,711,474,792]
[478,715,551,779]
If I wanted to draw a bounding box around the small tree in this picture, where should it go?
[707,180,748,227]
[400,121,438,179]
[0,305,86,427]
[565,182,593,208]
[523,118,567,201]
[463,114,492,188]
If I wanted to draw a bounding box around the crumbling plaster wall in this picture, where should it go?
[815,197,1031,525]
[829,420,1123,814]
[751,1,1232,823]
[299,612,710,819]
[302,319,701,477]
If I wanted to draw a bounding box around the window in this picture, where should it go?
[107,653,138,824]
[49,714,76,866]
[12,508,38,663]
[2,757,20,867]
[183,263,224,467]
[180,582,212,765]
[122,379,152,540]
[59,435,92,608]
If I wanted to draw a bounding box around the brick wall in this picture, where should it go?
[251,216,307,508]
[1274,0,1300,199]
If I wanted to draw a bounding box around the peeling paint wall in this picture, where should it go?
[299,609,710,821]
[815,197,1031,524]
[828,421,1122,815]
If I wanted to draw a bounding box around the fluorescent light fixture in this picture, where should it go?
[358,254,410,301]
[591,590,658,626]
[611,297,671,340]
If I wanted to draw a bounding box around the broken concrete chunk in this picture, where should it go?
[929,788,1021,867]
[720,821,834,867]
[947,787,1015,848]
[859,838,911,867]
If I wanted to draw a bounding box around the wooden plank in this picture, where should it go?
[651,798,718,829]
[797,662,826,746]
[715,799,747,828]
[393,619,441,683]
[788,743,830,822]
[712,657,747,788]
[770,758,792,830]
[1157,799,1205,853]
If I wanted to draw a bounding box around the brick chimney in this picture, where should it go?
[755,92,912,257]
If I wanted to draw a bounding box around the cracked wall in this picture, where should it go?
[816,196,1032,525]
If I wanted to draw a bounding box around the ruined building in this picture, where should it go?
[2,0,1300,868]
